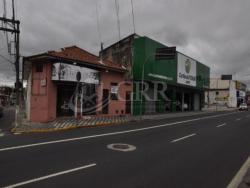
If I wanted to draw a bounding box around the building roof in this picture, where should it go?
[25,46,126,72]
[101,33,140,52]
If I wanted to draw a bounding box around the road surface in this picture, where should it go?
[0,110,250,188]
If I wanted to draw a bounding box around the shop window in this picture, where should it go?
[111,83,118,100]
[35,63,43,73]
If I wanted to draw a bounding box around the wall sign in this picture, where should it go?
[52,63,99,84]
[177,53,197,87]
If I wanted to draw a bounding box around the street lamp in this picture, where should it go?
[139,51,176,119]
[139,55,153,119]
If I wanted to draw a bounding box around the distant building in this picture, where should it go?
[246,91,250,106]
[205,78,247,107]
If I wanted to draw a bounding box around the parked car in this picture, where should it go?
[0,104,3,117]
[239,103,248,111]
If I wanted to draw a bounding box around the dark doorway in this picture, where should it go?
[125,91,131,114]
[57,83,76,117]
[102,89,109,114]
[81,84,97,115]
[176,92,182,111]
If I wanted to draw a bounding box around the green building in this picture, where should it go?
[101,34,210,116]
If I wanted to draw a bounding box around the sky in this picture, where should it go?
[0,0,250,88]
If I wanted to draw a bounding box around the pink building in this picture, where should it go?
[23,46,132,123]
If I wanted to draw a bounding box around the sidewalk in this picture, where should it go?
[12,115,130,134]
[11,107,237,134]
[228,156,250,188]
[238,167,250,188]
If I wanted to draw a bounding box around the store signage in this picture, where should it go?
[177,53,197,87]
[111,86,118,94]
[40,79,47,87]
[52,63,99,84]
[221,75,232,80]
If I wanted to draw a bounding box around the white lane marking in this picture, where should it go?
[227,156,250,188]
[0,129,4,137]
[0,111,238,152]
[216,123,226,128]
[13,133,22,135]
[171,133,196,143]
[4,163,97,188]
[236,118,241,121]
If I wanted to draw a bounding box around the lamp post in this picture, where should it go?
[139,55,152,119]
[139,51,176,120]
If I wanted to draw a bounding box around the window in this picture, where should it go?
[35,63,43,73]
[110,83,118,100]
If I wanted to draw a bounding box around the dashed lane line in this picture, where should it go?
[236,118,242,121]
[216,123,227,128]
[0,111,238,152]
[0,129,5,137]
[3,163,97,188]
[171,133,197,143]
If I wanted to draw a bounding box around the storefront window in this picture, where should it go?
[35,63,43,73]
[111,83,118,100]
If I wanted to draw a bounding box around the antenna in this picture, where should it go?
[95,0,102,45]
[95,0,104,64]
[130,0,136,34]
[114,0,121,41]
[3,0,7,18]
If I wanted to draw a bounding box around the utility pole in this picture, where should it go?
[0,0,21,125]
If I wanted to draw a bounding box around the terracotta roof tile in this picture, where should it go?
[48,46,125,71]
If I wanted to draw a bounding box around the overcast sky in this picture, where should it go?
[0,0,250,88]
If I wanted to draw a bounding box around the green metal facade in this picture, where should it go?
[133,37,177,84]
[132,36,210,115]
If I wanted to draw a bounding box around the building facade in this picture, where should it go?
[101,35,210,115]
[23,46,132,123]
[205,78,237,107]
[246,91,250,106]
[205,78,246,107]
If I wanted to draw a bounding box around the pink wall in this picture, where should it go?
[29,63,132,123]
[97,71,132,116]
[30,63,57,122]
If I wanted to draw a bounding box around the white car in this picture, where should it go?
[239,103,248,111]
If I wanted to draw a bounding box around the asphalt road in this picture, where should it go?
[0,110,250,188]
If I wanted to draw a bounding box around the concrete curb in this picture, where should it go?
[227,156,250,188]
[11,120,128,134]
[11,108,237,134]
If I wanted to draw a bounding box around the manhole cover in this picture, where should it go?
[107,143,136,152]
